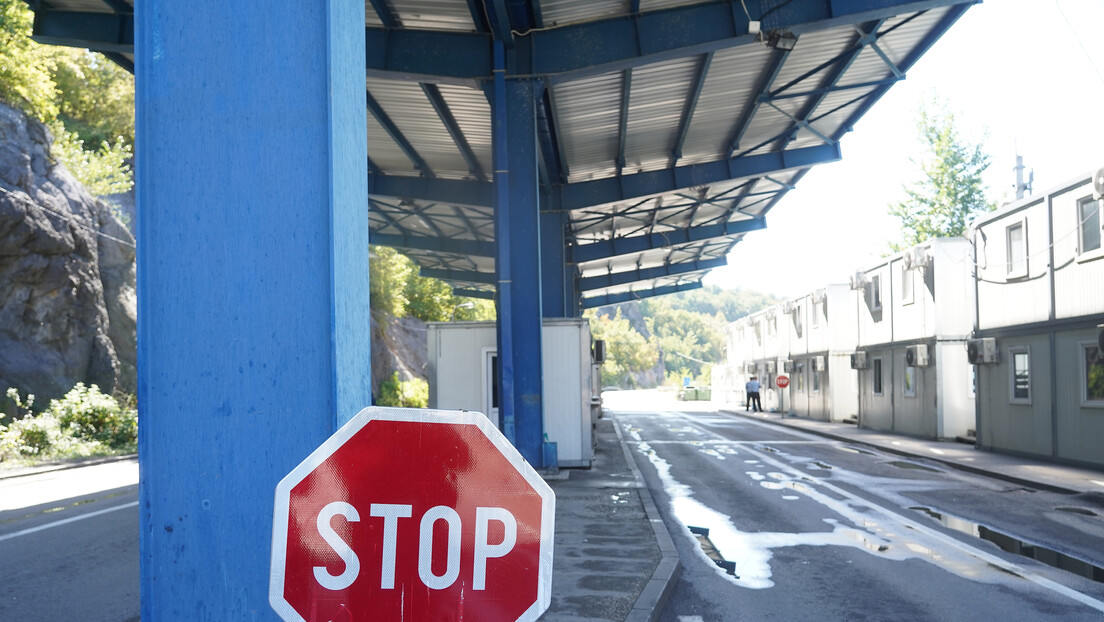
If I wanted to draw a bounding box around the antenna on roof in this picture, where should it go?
[1013,153,1033,200]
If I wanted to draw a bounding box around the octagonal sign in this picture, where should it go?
[270,407,555,622]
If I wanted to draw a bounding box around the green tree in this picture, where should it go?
[0,0,58,121]
[51,48,134,150]
[586,309,658,387]
[369,245,495,321]
[889,98,995,250]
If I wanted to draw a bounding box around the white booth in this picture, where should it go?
[426,318,597,467]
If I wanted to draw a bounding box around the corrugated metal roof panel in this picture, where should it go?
[624,56,699,174]
[679,44,773,165]
[436,84,494,178]
[387,0,476,31]
[552,71,624,183]
[538,0,624,27]
[367,114,419,175]
[367,78,471,179]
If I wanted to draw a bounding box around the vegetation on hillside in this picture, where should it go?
[588,285,783,389]
[0,0,134,197]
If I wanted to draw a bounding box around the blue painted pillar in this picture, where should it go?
[493,43,545,466]
[135,1,370,618]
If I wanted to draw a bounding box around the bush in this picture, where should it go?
[377,372,429,408]
[48,383,136,449]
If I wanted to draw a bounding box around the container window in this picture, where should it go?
[873,358,883,395]
[1083,344,1104,406]
[1009,347,1030,404]
[1006,220,1027,278]
[1078,196,1101,255]
[904,365,916,398]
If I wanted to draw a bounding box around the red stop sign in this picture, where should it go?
[776,375,790,388]
[270,407,555,622]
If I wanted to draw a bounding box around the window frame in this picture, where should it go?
[870,274,882,311]
[900,263,915,306]
[1006,218,1028,279]
[1008,345,1031,405]
[811,357,821,393]
[872,357,884,395]
[1080,341,1104,408]
[811,300,820,329]
[1076,196,1103,262]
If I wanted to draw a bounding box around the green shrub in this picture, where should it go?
[377,372,429,408]
[48,383,137,449]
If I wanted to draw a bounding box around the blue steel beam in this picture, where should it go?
[420,266,497,284]
[369,231,496,256]
[560,143,842,212]
[421,83,488,180]
[368,172,494,207]
[30,9,133,54]
[725,47,789,156]
[615,69,632,173]
[572,217,766,263]
[581,281,704,309]
[366,143,838,210]
[454,287,496,300]
[578,256,727,291]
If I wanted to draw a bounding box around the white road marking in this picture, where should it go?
[0,501,138,543]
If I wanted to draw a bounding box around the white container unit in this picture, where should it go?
[427,319,596,467]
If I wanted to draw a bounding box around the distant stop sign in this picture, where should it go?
[270,407,555,622]
[776,375,790,388]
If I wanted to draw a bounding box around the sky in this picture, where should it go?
[703,0,1104,298]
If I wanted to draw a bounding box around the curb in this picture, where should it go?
[0,453,138,481]
[613,418,681,622]
[721,410,1080,496]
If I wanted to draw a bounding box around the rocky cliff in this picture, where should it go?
[0,102,136,404]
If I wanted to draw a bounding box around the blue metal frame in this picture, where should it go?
[578,257,727,292]
[420,266,496,285]
[581,281,704,309]
[572,217,766,263]
[369,231,495,256]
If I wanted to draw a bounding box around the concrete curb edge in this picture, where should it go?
[612,416,681,622]
[0,453,138,481]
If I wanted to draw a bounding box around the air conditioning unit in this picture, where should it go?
[813,355,825,370]
[966,338,998,365]
[782,301,796,314]
[905,344,930,367]
[767,361,777,375]
[1093,166,1104,200]
[783,360,794,373]
[745,363,757,375]
[850,352,868,369]
[905,247,930,270]
[849,271,867,290]
[811,288,827,304]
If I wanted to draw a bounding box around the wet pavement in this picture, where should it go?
[730,410,1104,496]
[543,416,679,621]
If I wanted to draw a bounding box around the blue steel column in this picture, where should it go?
[540,203,575,318]
[135,1,370,617]
[493,42,546,466]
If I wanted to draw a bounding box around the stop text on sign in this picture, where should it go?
[314,502,517,592]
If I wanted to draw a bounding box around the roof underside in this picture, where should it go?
[27,0,976,308]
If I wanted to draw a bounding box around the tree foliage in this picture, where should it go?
[586,309,659,387]
[888,98,994,250]
[368,246,495,322]
[0,0,134,196]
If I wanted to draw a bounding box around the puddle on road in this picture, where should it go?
[688,526,738,576]
[837,446,877,456]
[637,437,1104,611]
[910,506,1104,584]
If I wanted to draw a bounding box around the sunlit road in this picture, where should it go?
[0,459,139,621]
[607,392,1104,621]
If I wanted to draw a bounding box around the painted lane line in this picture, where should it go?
[0,500,139,543]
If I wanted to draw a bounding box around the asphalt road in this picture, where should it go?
[612,405,1104,622]
[0,459,139,621]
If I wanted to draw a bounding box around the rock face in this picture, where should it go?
[370,314,428,395]
[0,102,136,404]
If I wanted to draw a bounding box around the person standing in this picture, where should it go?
[745,376,762,412]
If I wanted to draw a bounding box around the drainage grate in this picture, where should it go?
[687,526,738,577]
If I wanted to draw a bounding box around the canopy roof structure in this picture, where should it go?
[28,0,976,313]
